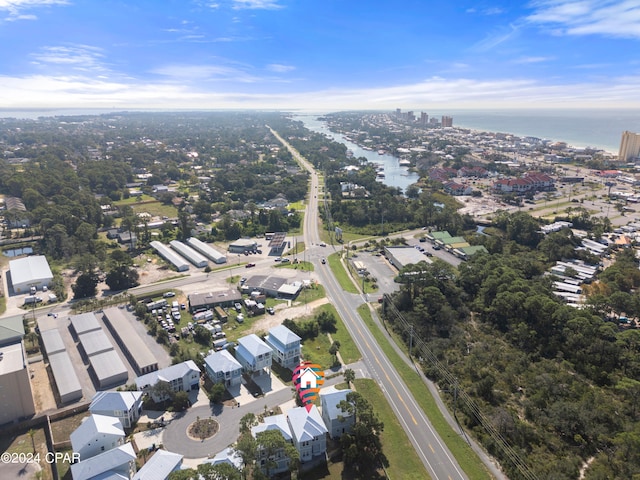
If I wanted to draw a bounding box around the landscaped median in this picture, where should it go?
[357,304,493,480]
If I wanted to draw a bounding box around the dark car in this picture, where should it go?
[245,263,256,268]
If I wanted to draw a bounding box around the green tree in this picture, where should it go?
[72,271,99,299]
[173,391,191,411]
[197,462,242,480]
[339,391,388,475]
[105,265,139,291]
[208,382,227,404]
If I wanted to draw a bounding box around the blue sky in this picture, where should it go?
[0,0,638,110]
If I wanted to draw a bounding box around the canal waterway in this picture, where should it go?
[295,114,421,194]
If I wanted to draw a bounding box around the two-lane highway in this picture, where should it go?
[270,127,468,479]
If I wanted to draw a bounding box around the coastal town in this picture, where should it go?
[0,110,639,479]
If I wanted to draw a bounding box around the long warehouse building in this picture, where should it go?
[170,240,209,268]
[150,241,189,272]
[186,237,226,264]
[40,329,83,404]
[102,307,158,375]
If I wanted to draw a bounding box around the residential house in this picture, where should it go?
[89,391,143,429]
[287,405,328,464]
[235,334,272,376]
[70,442,136,480]
[252,414,294,475]
[443,181,472,196]
[135,360,201,402]
[204,350,243,387]
[264,325,301,370]
[70,414,125,461]
[132,449,183,480]
[320,386,354,439]
[205,447,243,471]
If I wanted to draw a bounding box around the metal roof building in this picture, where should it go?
[170,240,209,268]
[40,328,66,355]
[69,313,102,337]
[89,350,128,388]
[102,307,158,375]
[150,241,189,272]
[9,255,53,293]
[186,237,226,264]
[78,330,114,358]
[48,352,83,404]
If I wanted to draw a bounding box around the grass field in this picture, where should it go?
[357,305,493,480]
[114,195,178,218]
[310,303,360,365]
[327,253,358,294]
[354,378,431,480]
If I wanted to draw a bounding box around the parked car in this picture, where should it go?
[234,303,242,312]
[281,258,290,263]
[163,291,176,298]
[245,263,256,268]
[321,258,326,264]
[267,307,275,315]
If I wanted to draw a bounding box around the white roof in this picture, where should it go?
[70,443,135,480]
[237,334,272,358]
[252,413,292,442]
[321,387,352,420]
[267,324,301,346]
[207,447,243,470]
[9,255,53,286]
[135,360,200,389]
[70,414,124,452]
[132,449,183,480]
[287,405,327,443]
[204,349,242,374]
[90,391,143,413]
[40,328,66,355]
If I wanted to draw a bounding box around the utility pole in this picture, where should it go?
[408,324,414,358]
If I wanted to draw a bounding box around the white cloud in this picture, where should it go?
[472,23,521,51]
[30,45,109,73]
[0,0,69,22]
[2,72,640,110]
[513,56,554,63]
[266,63,295,73]
[527,0,640,38]
[150,63,261,83]
[231,0,284,10]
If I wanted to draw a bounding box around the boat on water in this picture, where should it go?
[399,159,411,167]
[377,149,386,155]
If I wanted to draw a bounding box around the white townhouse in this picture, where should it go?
[89,391,143,429]
[132,449,184,480]
[320,386,355,439]
[251,414,294,475]
[287,405,328,464]
[204,349,243,387]
[70,414,125,461]
[264,324,301,370]
[70,442,136,480]
[235,334,272,376]
[135,360,201,402]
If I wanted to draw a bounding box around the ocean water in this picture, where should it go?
[436,108,640,154]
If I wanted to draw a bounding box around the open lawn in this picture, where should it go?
[285,241,306,256]
[357,305,493,480]
[275,260,314,272]
[114,195,178,218]
[327,253,358,294]
[354,378,430,480]
[289,201,306,211]
[314,303,360,364]
[301,331,334,369]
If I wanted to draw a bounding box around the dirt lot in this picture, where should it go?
[30,358,58,414]
[247,297,329,336]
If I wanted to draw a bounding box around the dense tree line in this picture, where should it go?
[386,212,640,478]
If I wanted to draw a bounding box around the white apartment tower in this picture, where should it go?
[619,131,640,162]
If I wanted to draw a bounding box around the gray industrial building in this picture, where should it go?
[150,241,189,271]
[188,290,242,313]
[41,328,66,356]
[48,352,83,404]
[102,307,158,375]
[384,246,431,270]
[243,275,288,297]
[40,328,83,404]
[186,237,226,264]
[78,330,115,358]
[69,312,102,337]
[170,240,209,268]
[89,350,128,388]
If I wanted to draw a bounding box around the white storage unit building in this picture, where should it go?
[48,352,83,404]
[89,350,128,388]
[186,237,226,264]
[69,313,102,337]
[150,241,189,272]
[9,255,53,293]
[40,328,66,356]
[170,240,209,268]
[78,330,114,358]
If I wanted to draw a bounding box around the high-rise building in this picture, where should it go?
[441,116,453,127]
[420,112,428,126]
[396,108,401,117]
[619,131,640,162]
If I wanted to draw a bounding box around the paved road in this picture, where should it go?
[271,128,469,480]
